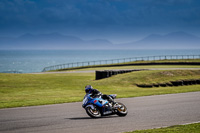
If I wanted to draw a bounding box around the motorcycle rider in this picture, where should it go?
[85,85,115,105]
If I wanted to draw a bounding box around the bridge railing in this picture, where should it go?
[42,54,200,72]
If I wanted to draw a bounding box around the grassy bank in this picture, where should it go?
[0,73,93,108]
[0,70,200,108]
[126,123,200,133]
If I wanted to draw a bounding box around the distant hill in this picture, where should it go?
[118,31,200,49]
[0,33,113,49]
[0,31,200,49]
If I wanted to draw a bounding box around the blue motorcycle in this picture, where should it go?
[82,94,128,118]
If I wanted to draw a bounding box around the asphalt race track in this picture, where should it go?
[0,92,200,133]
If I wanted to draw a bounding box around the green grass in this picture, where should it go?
[126,123,200,133]
[92,70,200,98]
[1,70,200,108]
[0,73,94,108]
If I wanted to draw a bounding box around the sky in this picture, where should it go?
[0,0,200,43]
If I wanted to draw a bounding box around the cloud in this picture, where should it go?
[0,0,200,38]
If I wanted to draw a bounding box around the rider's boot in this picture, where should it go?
[108,99,116,108]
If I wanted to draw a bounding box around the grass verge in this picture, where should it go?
[0,70,200,108]
[126,123,200,133]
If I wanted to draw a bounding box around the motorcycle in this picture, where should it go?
[82,93,128,118]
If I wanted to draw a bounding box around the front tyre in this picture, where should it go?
[85,105,101,118]
[116,102,128,117]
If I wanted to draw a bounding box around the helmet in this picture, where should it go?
[85,85,93,93]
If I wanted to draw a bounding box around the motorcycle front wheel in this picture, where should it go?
[85,105,101,118]
[116,102,128,116]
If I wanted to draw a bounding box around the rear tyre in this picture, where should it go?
[85,105,101,118]
[116,102,128,116]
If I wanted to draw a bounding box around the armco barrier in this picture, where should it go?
[95,69,146,80]
[136,79,200,88]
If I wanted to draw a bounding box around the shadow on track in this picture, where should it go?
[68,115,119,120]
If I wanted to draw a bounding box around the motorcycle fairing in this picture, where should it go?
[82,94,109,108]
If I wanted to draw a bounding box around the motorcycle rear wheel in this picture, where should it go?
[85,105,101,118]
[116,102,128,116]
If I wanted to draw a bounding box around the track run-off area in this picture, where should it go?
[0,92,200,133]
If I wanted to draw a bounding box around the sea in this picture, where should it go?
[0,49,200,73]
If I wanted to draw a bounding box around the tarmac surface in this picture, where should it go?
[0,92,200,133]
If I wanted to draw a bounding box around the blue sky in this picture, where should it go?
[0,0,200,43]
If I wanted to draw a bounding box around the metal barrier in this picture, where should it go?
[96,69,147,80]
[42,54,200,72]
